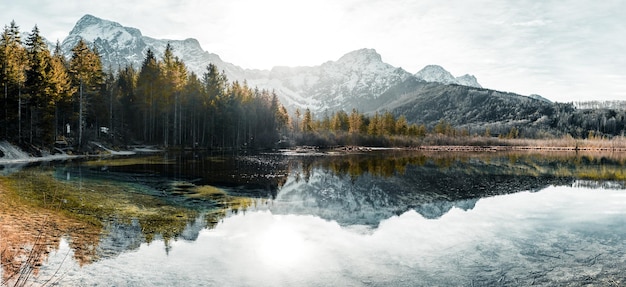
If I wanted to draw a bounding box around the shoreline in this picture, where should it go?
[415,145,626,152]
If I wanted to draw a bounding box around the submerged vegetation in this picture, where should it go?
[2,17,626,286]
[0,155,266,285]
[3,149,626,284]
[2,13,626,287]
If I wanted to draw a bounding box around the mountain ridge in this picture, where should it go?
[61,14,491,114]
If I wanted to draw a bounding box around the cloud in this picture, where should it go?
[512,19,551,27]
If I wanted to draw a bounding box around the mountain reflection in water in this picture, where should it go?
[1,150,626,286]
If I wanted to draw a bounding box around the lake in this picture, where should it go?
[1,150,625,286]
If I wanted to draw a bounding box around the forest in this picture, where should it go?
[0,21,291,151]
[2,20,626,153]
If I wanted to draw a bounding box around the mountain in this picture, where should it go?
[455,74,482,88]
[61,15,496,115]
[61,15,580,136]
[246,48,413,112]
[415,65,482,88]
[60,14,262,81]
[378,79,563,134]
[574,100,626,110]
[268,154,571,226]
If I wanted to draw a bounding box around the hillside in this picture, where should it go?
[61,15,488,115]
[53,14,626,140]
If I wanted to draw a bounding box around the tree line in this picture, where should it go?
[289,108,429,147]
[0,21,289,151]
[4,20,626,152]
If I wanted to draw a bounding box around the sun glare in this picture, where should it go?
[257,218,312,268]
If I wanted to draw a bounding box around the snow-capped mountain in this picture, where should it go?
[455,74,482,88]
[415,65,482,88]
[246,48,413,112]
[61,14,262,81]
[61,14,486,114]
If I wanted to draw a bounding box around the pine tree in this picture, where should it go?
[395,115,408,136]
[368,111,380,136]
[117,65,137,140]
[381,111,396,136]
[330,110,349,133]
[0,21,27,141]
[182,72,203,146]
[302,108,313,133]
[136,48,160,143]
[348,108,363,134]
[25,25,54,144]
[293,108,301,133]
[160,43,188,146]
[201,63,227,147]
[271,91,289,133]
[69,39,104,147]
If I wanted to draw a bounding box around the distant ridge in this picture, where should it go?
[58,14,625,140]
[61,14,497,115]
[415,65,482,88]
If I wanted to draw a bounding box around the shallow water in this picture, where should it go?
[2,151,626,286]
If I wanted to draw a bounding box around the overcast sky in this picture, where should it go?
[2,0,625,102]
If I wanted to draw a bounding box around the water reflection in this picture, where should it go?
[34,186,626,286]
[2,151,626,285]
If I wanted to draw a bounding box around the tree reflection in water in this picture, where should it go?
[2,150,626,284]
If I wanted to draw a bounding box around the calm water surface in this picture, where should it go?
[1,151,625,286]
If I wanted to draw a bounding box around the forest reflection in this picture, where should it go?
[294,150,626,182]
[3,150,626,282]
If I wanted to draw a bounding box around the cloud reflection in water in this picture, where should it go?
[41,185,626,286]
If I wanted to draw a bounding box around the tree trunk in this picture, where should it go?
[4,84,7,139]
[109,87,113,142]
[18,86,22,143]
[79,80,83,147]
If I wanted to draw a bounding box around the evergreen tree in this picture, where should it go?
[49,41,74,142]
[201,63,227,147]
[136,48,160,143]
[381,111,396,136]
[368,111,381,136]
[182,72,203,146]
[24,25,54,144]
[348,108,363,134]
[0,21,27,141]
[271,91,288,132]
[302,108,313,133]
[395,115,408,136]
[69,39,104,146]
[293,108,301,132]
[330,110,349,132]
[116,65,137,140]
[160,43,188,146]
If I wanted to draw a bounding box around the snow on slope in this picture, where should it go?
[61,14,485,114]
[61,14,264,81]
[415,65,482,88]
[455,74,482,88]
[246,48,412,112]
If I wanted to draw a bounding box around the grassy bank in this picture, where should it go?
[415,135,626,151]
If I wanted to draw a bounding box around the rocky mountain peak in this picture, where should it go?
[72,14,103,29]
[68,14,142,42]
[336,48,383,65]
[62,14,229,77]
[415,65,456,84]
[455,74,482,88]
[415,65,482,88]
[60,14,490,115]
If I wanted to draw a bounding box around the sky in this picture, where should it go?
[2,0,625,103]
